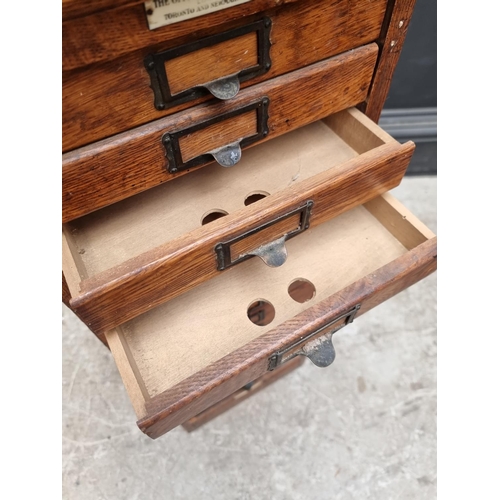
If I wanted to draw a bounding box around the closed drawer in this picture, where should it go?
[63,0,143,21]
[63,0,300,69]
[62,108,414,338]
[63,44,378,221]
[62,0,388,151]
[104,192,437,438]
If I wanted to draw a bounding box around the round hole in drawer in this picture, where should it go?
[288,278,316,303]
[244,191,270,206]
[201,209,228,226]
[247,299,275,326]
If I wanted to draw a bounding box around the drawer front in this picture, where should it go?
[62,108,414,338]
[182,356,305,432]
[63,0,299,70]
[63,1,161,21]
[62,0,387,151]
[104,193,437,438]
[63,44,378,222]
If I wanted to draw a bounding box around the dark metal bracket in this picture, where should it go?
[162,97,269,173]
[268,304,361,370]
[144,17,272,110]
[215,200,314,271]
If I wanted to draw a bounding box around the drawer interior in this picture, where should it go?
[63,108,397,282]
[106,193,435,418]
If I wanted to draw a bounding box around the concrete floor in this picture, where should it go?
[62,176,436,500]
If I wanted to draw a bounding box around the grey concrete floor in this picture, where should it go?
[62,176,436,500]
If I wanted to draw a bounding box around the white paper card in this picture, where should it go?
[144,0,252,30]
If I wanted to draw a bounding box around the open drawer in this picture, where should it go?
[62,108,415,339]
[63,44,378,219]
[105,193,437,439]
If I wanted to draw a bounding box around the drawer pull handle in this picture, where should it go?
[203,75,240,100]
[246,235,288,268]
[302,332,336,368]
[145,18,272,110]
[268,304,361,370]
[215,201,313,271]
[209,140,242,168]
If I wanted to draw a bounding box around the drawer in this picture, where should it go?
[63,0,278,21]
[62,108,414,339]
[181,356,305,432]
[63,44,378,221]
[104,193,437,438]
[63,0,300,69]
[62,0,388,151]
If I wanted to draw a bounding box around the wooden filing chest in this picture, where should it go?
[62,0,437,439]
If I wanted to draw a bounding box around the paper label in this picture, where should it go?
[144,0,252,30]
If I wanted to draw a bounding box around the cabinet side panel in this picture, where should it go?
[363,0,417,122]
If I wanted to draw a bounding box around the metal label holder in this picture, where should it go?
[268,304,361,370]
[162,97,269,173]
[144,17,272,110]
[215,201,314,271]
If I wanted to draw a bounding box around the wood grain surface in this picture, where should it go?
[62,0,386,151]
[62,0,294,22]
[62,0,299,21]
[62,0,299,70]
[64,123,414,338]
[164,31,258,95]
[229,212,300,262]
[363,0,417,122]
[61,0,429,440]
[62,0,373,71]
[63,44,378,222]
[177,109,257,163]
[63,0,144,21]
[181,356,305,432]
[101,194,436,438]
